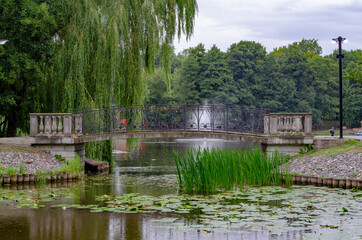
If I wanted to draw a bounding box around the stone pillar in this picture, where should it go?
[270,115,278,134]
[264,115,270,134]
[63,114,72,135]
[304,115,312,135]
[295,116,303,132]
[30,114,38,136]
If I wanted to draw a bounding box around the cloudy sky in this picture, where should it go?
[173,0,361,55]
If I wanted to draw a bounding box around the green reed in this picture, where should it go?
[174,147,291,194]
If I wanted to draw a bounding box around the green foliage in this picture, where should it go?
[19,164,26,174]
[227,41,266,108]
[47,0,197,162]
[147,38,360,128]
[54,154,64,162]
[85,140,114,165]
[144,68,173,105]
[7,167,17,176]
[34,170,48,186]
[201,45,237,104]
[51,0,198,111]
[59,155,83,174]
[0,0,60,137]
[174,147,290,194]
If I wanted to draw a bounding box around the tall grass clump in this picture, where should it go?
[59,155,83,174]
[174,147,290,194]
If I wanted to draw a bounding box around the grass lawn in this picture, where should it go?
[0,145,43,153]
[312,129,354,137]
[292,139,362,159]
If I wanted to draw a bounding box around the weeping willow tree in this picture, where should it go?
[50,0,197,162]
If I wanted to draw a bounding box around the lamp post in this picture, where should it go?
[332,36,346,139]
[0,39,7,58]
[0,39,8,45]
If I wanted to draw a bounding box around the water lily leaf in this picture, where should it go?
[151,218,178,223]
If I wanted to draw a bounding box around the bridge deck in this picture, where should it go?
[27,130,268,145]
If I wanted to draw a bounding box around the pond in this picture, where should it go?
[0,138,361,240]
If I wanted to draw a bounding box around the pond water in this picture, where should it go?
[0,138,361,240]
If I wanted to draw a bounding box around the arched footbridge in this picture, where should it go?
[28,105,314,159]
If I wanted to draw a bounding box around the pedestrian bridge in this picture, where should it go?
[28,105,313,158]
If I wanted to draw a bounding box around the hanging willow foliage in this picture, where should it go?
[50,0,197,162]
[52,0,197,111]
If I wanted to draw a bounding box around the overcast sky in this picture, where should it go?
[173,0,362,55]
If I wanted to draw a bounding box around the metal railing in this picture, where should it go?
[73,105,268,135]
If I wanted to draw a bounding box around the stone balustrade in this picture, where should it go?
[26,111,314,158]
[264,113,312,135]
[30,113,82,137]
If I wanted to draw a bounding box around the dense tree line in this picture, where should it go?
[145,40,362,127]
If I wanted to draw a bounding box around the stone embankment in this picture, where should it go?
[0,148,62,173]
[285,152,362,189]
[0,146,82,185]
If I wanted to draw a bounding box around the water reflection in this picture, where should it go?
[113,138,256,166]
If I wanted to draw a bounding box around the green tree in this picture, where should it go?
[260,53,285,111]
[50,0,197,162]
[227,41,266,108]
[51,0,197,111]
[343,50,362,127]
[200,45,237,105]
[173,44,205,104]
[308,54,338,123]
[145,68,173,105]
[0,0,60,137]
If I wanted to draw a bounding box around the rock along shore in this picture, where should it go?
[286,152,362,180]
[0,146,63,174]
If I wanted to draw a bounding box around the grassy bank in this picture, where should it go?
[312,129,354,137]
[294,139,362,158]
[174,147,291,194]
[0,145,84,185]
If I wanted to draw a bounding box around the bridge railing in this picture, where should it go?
[73,105,269,135]
[264,113,312,136]
[29,113,82,137]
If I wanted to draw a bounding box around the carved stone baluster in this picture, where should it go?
[58,116,63,135]
[277,117,282,133]
[76,115,82,134]
[45,116,51,135]
[291,116,297,132]
[281,117,286,133]
[39,116,44,135]
[287,116,291,132]
[52,116,57,134]
[284,116,288,132]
